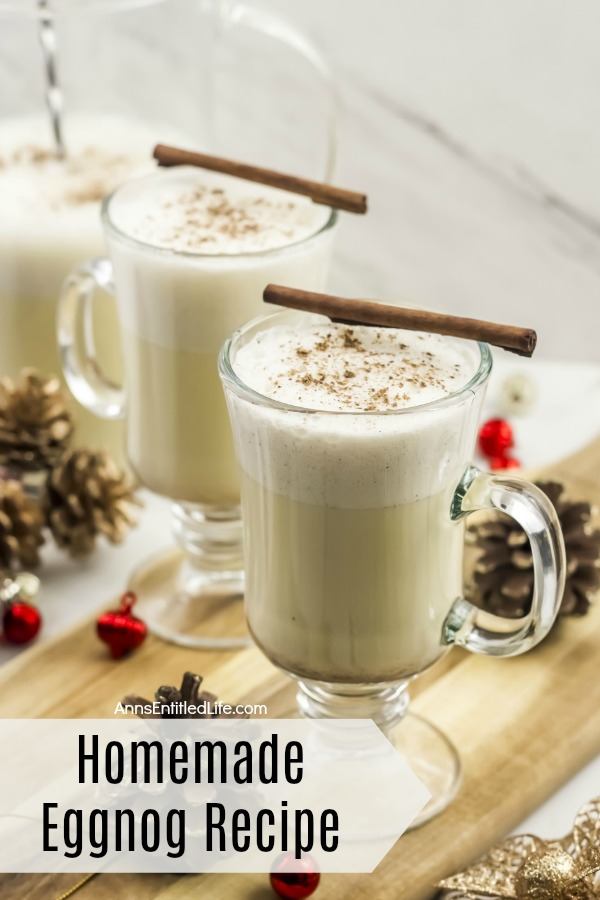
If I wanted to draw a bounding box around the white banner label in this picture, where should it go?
[0,718,429,873]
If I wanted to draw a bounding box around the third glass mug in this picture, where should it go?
[219,310,566,825]
[58,172,337,649]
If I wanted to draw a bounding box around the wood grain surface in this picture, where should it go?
[1,437,599,899]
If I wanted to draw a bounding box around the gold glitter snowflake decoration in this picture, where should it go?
[438,798,600,899]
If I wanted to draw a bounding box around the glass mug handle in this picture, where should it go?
[57,258,125,420]
[444,466,566,656]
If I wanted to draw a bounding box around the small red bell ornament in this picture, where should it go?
[270,853,321,899]
[478,417,514,459]
[97,591,147,659]
[0,573,42,645]
[3,601,42,644]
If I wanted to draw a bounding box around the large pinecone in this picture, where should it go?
[0,479,45,570]
[44,449,139,558]
[470,481,600,618]
[0,370,73,472]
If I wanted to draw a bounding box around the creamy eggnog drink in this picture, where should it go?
[221,306,565,824]
[59,170,336,648]
[223,309,564,683]
[0,116,153,455]
[224,313,485,682]
[103,168,335,505]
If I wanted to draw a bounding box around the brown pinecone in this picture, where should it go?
[0,369,73,472]
[44,449,140,558]
[470,481,600,618]
[122,672,247,719]
[0,479,45,570]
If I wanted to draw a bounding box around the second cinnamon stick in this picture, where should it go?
[263,285,537,357]
[153,144,367,215]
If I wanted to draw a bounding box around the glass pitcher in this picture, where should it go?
[0,0,337,464]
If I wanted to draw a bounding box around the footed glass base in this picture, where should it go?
[127,502,250,650]
[295,679,461,828]
[129,547,249,649]
[386,711,461,828]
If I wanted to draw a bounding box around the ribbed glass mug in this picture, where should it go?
[219,310,566,825]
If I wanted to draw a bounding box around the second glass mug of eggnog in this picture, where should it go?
[57,169,336,648]
[219,309,566,824]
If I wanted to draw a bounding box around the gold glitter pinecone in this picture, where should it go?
[0,369,74,472]
[470,481,600,618]
[44,449,140,558]
[0,479,45,570]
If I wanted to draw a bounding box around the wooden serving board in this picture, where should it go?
[1,437,600,900]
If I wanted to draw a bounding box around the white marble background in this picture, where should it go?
[2,1,600,359]
[254,0,600,363]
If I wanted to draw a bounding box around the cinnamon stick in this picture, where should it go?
[153,144,367,215]
[263,285,537,357]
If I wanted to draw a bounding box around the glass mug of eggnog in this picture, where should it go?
[219,309,565,824]
[58,168,336,647]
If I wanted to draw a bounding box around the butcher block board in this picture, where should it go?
[1,437,599,900]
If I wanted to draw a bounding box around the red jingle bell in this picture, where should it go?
[270,853,321,899]
[97,591,147,659]
[2,600,42,645]
[478,418,514,459]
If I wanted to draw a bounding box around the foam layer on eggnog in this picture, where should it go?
[0,115,154,234]
[0,116,156,305]
[227,317,485,508]
[109,166,331,254]
[105,171,335,354]
[235,322,473,411]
